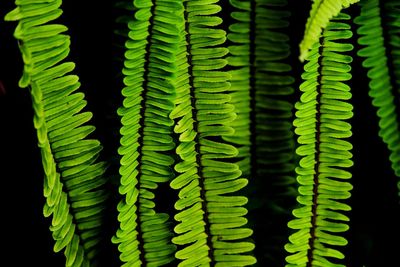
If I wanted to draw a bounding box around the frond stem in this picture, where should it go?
[135,1,156,264]
[183,2,215,264]
[306,37,323,267]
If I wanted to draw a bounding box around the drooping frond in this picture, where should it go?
[285,13,354,267]
[5,1,108,266]
[227,0,297,265]
[300,0,360,61]
[354,0,400,195]
[169,0,256,266]
[111,0,179,265]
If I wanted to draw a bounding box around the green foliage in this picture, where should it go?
[2,0,400,266]
[111,0,179,265]
[285,13,354,267]
[300,0,360,61]
[4,0,108,266]
[227,0,297,265]
[170,0,255,266]
[111,0,256,266]
[355,0,400,192]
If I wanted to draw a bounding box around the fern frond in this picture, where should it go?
[285,13,354,267]
[300,0,360,62]
[354,0,400,195]
[111,0,179,265]
[169,0,256,266]
[227,0,297,265]
[5,1,108,266]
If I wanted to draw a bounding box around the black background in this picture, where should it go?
[1,1,399,266]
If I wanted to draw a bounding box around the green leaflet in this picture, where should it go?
[5,0,108,266]
[285,13,353,267]
[169,0,255,266]
[354,0,400,195]
[227,0,297,265]
[299,0,360,62]
[111,0,178,266]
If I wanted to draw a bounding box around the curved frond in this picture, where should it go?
[354,0,400,195]
[227,0,297,264]
[111,0,179,265]
[300,0,359,61]
[285,13,354,267]
[169,0,256,266]
[5,1,108,266]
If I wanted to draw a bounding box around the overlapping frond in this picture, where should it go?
[169,0,256,266]
[354,0,400,194]
[300,0,360,61]
[5,0,108,266]
[227,0,297,265]
[285,13,354,267]
[111,0,179,265]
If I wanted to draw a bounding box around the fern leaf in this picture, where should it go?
[227,0,297,265]
[169,0,256,266]
[111,0,179,265]
[300,0,360,62]
[5,1,108,266]
[354,0,400,195]
[285,13,354,267]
